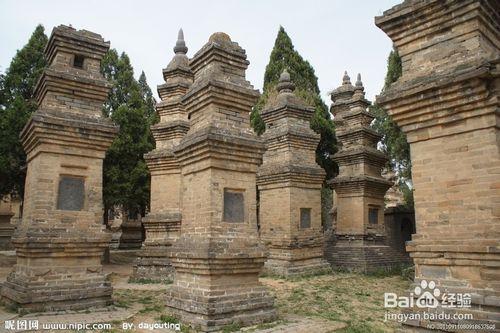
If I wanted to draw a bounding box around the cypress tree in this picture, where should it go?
[251,26,337,179]
[0,25,48,198]
[371,47,413,206]
[101,50,154,216]
[252,26,337,228]
[138,71,158,125]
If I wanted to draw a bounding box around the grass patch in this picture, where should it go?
[158,314,179,323]
[337,321,385,333]
[221,322,241,333]
[367,264,412,278]
[157,314,191,332]
[244,319,288,332]
[138,296,153,304]
[2,302,19,314]
[139,304,163,313]
[269,271,411,332]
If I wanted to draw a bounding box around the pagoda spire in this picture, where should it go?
[173,28,188,54]
[277,69,295,94]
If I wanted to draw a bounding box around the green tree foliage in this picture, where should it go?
[251,26,337,179]
[0,25,48,198]
[101,50,155,216]
[384,48,402,90]
[138,71,158,125]
[371,48,413,206]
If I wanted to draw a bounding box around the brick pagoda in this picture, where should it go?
[376,0,500,330]
[1,25,118,311]
[257,69,329,277]
[165,32,276,332]
[326,72,408,272]
[132,29,193,282]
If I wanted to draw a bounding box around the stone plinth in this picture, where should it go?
[108,207,123,249]
[165,32,276,332]
[0,196,19,250]
[257,70,329,277]
[118,215,143,250]
[376,0,500,330]
[131,29,193,282]
[326,73,409,272]
[384,206,414,257]
[1,25,118,312]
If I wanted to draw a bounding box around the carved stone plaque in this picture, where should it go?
[300,208,311,229]
[223,189,244,223]
[369,208,379,224]
[57,176,85,211]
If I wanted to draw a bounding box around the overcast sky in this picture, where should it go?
[0,0,399,102]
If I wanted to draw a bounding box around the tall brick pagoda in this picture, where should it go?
[166,32,276,332]
[1,25,118,311]
[326,72,408,272]
[257,70,329,277]
[132,29,193,282]
[376,0,500,330]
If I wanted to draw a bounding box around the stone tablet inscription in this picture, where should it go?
[300,208,311,228]
[369,207,379,224]
[57,176,85,211]
[223,189,244,223]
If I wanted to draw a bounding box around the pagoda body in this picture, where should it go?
[376,1,500,330]
[132,30,193,282]
[326,73,408,272]
[257,70,329,277]
[1,25,117,311]
[165,32,276,332]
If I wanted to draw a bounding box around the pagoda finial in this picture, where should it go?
[355,73,363,88]
[277,69,295,94]
[173,28,188,54]
[353,73,366,99]
[342,71,351,85]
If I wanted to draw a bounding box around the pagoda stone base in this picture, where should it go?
[119,219,143,250]
[263,247,331,277]
[166,233,277,332]
[131,247,174,282]
[0,215,14,250]
[1,253,112,312]
[325,235,411,273]
[131,213,180,282]
[166,283,277,332]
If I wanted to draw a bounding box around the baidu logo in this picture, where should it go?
[384,279,470,309]
[414,280,440,308]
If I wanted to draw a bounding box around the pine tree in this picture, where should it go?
[101,50,154,216]
[251,26,337,179]
[371,47,413,206]
[0,25,48,198]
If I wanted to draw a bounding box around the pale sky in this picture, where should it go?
[0,0,399,103]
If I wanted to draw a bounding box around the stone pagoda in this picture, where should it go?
[1,25,117,311]
[132,29,193,282]
[166,32,276,332]
[376,0,499,330]
[326,72,407,272]
[257,70,329,277]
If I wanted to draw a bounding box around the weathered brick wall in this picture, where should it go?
[376,0,499,329]
[2,25,116,312]
[132,30,192,282]
[166,32,276,331]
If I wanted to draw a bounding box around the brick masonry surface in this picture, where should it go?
[376,0,500,330]
[1,25,118,312]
